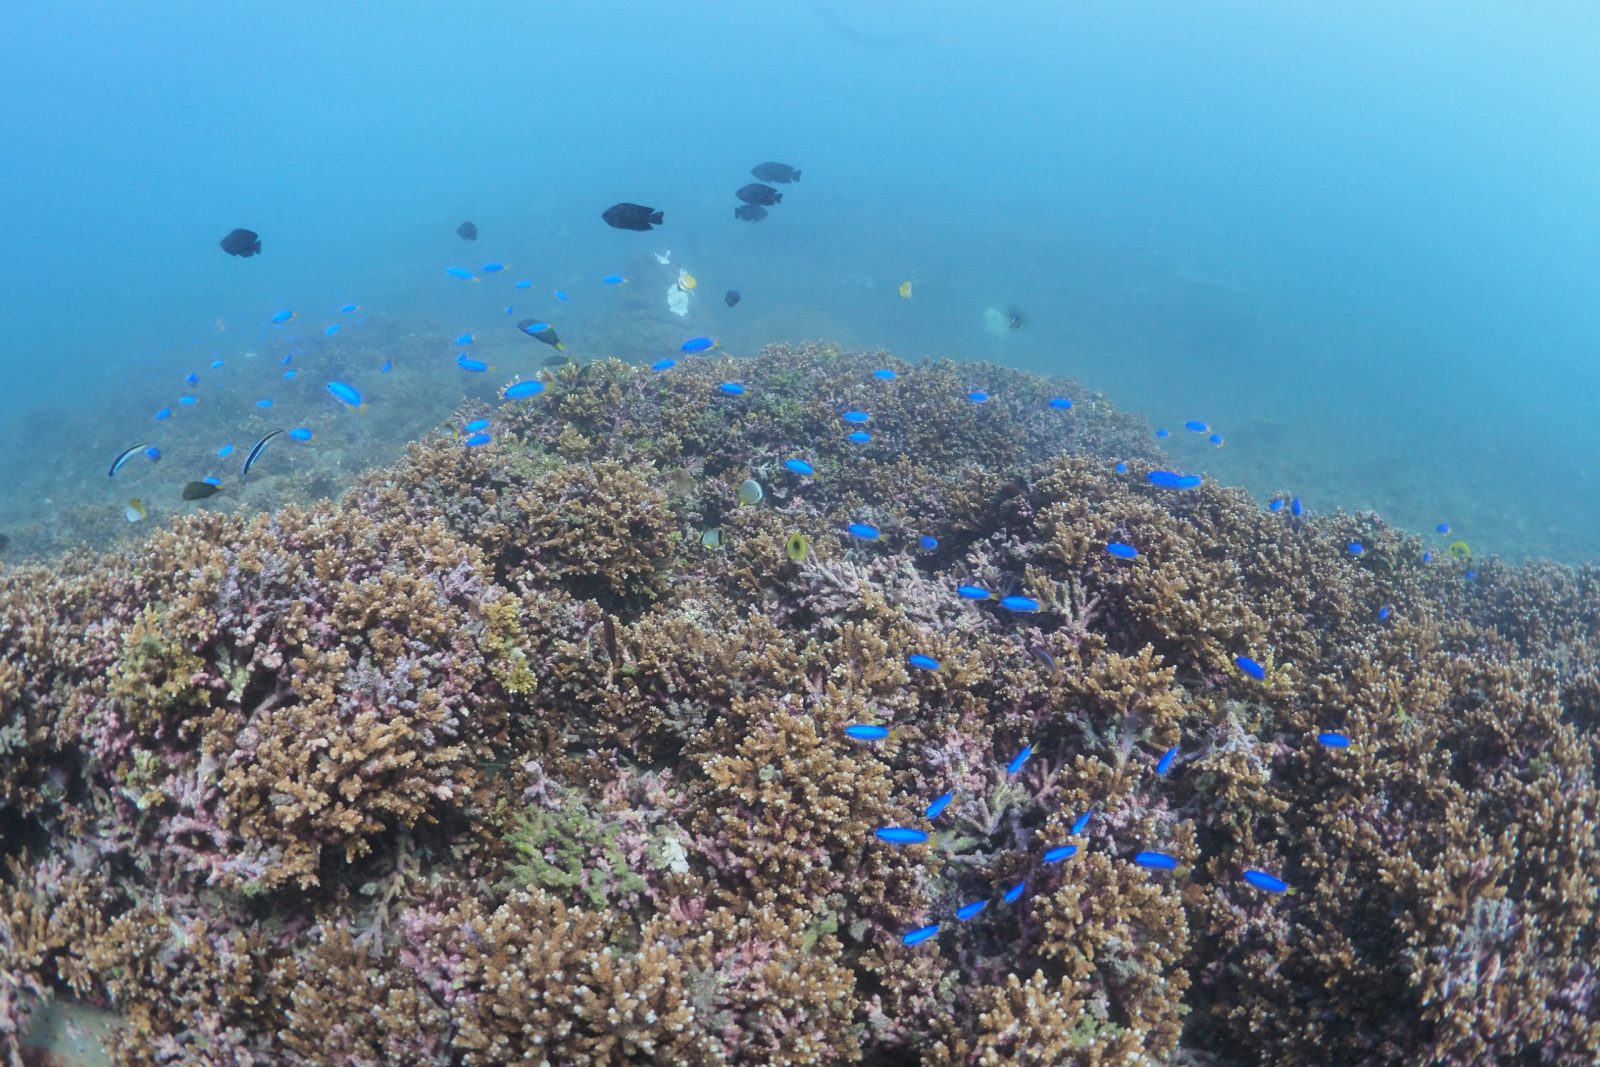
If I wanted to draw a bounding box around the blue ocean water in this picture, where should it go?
[3,1,1598,559]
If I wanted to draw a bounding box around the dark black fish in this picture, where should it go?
[751,162,801,184]
[725,290,741,308]
[1008,308,1024,329]
[735,184,782,206]
[219,228,261,257]
[241,429,284,476]
[734,204,768,223]
[457,221,478,241]
[543,353,572,366]
[601,203,664,231]
[516,318,564,351]
[182,481,224,501]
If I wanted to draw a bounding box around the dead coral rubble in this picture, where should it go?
[1,342,1596,1065]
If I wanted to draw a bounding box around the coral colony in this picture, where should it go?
[2,344,1597,1064]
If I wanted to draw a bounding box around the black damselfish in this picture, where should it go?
[601,203,664,231]
[219,228,261,257]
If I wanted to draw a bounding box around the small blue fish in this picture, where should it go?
[455,333,475,346]
[504,380,546,399]
[324,324,340,337]
[1291,496,1304,516]
[1043,845,1077,864]
[918,534,938,551]
[846,431,872,443]
[601,274,625,285]
[1349,542,1364,556]
[504,306,514,314]
[1048,397,1073,410]
[841,410,870,424]
[554,289,568,301]
[327,381,363,409]
[1378,606,1391,620]
[1268,498,1285,512]
[457,355,489,372]
[144,447,161,460]
[1436,523,1450,534]
[1242,869,1289,894]
[1071,811,1092,835]
[1235,655,1266,680]
[210,359,225,369]
[202,475,221,486]
[270,309,294,324]
[282,353,294,366]
[1148,470,1202,490]
[967,390,989,403]
[464,418,490,433]
[682,336,716,354]
[999,595,1039,613]
[1317,731,1351,748]
[907,653,940,671]
[1156,428,1170,438]
[445,267,475,280]
[1423,551,1434,563]
[185,372,199,385]
[514,279,533,289]
[288,428,313,442]
[340,303,358,313]
[255,399,273,408]
[651,358,676,372]
[1114,462,1129,474]
[179,395,197,405]
[464,432,492,447]
[1465,569,1476,581]
[784,458,814,476]
[956,585,991,600]
[844,724,889,741]
[1106,542,1139,560]
[1184,420,1208,433]
[718,382,745,396]
[381,359,393,373]
[284,370,297,380]
[954,901,987,921]
[480,263,505,273]
[1006,744,1033,775]
[1003,882,1026,904]
[217,444,235,458]
[1209,433,1224,447]
[1156,745,1177,776]
[1133,851,1178,871]
[872,368,897,380]
[154,407,172,421]
[902,924,940,946]
[875,827,929,845]
[925,792,953,819]
[847,522,880,540]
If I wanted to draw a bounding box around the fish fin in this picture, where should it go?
[793,170,800,181]
[650,210,663,224]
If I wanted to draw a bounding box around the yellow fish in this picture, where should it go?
[124,498,147,523]
[700,527,724,549]
[677,270,698,292]
[785,531,809,563]
[898,280,912,299]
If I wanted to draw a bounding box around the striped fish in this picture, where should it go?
[109,442,151,477]
[242,429,284,476]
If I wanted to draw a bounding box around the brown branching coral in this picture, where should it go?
[1,343,1597,1066]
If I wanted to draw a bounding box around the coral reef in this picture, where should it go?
[1,342,1597,1065]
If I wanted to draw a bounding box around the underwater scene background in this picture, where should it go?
[3,2,1600,1066]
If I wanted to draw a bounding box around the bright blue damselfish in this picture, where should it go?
[1134,851,1179,871]
[925,792,953,819]
[718,382,745,395]
[288,428,313,442]
[907,653,940,671]
[872,368,897,380]
[1106,542,1139,559]
[902,924,940,946]
[918,534,938,551]
[847,522,880,540]
[1048,397,1072,409]
[841,410,870,424]
[1236,655,1267,680]
[1071,811,1092,835]
[464,418,489,432]
[967,390,989,403]
[681,336,715,354]
[1148,470,1203,490]
[1317,731,1351,748]
[463,432,492,447]
[956,585,991,599]
[954,900,987,921]
[846,431,872,443]
[651,358,676,372]
[1003,882,1026,904]
[875,827,930,844]
[999,595,1039,612]
[1006,744,1033,775]
[1043,845,1078,864]
[1242,869,1289,893]
[784,458,815,476]
[1156,745,1178,776]
[457,355,489,372]
[844,724,889,741]
[503,380,546,399]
